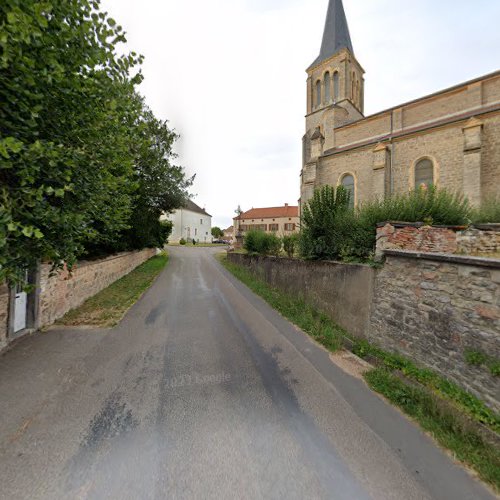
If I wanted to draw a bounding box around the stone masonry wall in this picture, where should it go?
[376,223,500,258]
[38,248,156,328]
[458,227,500,255]
[0,283,9,350]
[369,251,500,412]
[227,253,375,339]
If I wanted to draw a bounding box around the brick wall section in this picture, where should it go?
[369,251,500,412]
[38,248,156,328]
[376,224,458,257]
[376,223,500,258]
[227,253,375,339]
[0,283,9,350]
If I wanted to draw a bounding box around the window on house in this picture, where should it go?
[333,71,339,101]
[195,228,198,236]
[415,159,434,189]
[316,80,321,107]
[269,224,279,232]
[200,219,203,224]
[341,174,355,209]
[324,72,331,103]
[284,223,296,231]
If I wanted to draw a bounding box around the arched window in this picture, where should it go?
[324,72,331,103]
[333,72,339,101]
[355,81,360,106]
[415,158,434,189]
[341,174,355,209]
[316,80,321,108]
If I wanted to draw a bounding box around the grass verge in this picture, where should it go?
[219,253,500,491]
[59,252,168,328]
[365,368,500,489]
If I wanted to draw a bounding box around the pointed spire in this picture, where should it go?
[309,0,354,69]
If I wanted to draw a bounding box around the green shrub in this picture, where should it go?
[244,230,282,256]
[471,196,500,223]
[299,185,351,260]
[300,186,471,262]
[179,238,187,245]
[283,234,299,258]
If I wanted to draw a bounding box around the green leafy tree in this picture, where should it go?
[0,1,192,282]
[211,227,224,239]
[0,0,143,282]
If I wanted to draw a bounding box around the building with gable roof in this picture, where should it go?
[234,204,299,237]
[301,0,500,211]
[162,200,212,243]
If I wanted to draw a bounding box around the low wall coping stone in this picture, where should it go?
[234,253,372,270]
[473,223,500,231]
[376,221,469,231]
[384,249,500,269]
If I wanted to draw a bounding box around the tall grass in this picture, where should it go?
[471,196,500,223]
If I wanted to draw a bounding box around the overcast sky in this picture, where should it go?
[101,0,500,229]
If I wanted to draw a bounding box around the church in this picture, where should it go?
[301,0,500,210]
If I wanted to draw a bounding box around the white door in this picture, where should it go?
[14,285,28,333]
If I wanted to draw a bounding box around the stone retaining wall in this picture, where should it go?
[0,283,9,350]
[458,227,500,255]
[228,251,500,412]
[227,253,375,339]
[376,223,500,258]
[369,251,500,412]
[38,248,156,328]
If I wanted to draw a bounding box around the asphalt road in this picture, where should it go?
[0,247,495,500]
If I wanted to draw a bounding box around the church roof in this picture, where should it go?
[309,0,354,70]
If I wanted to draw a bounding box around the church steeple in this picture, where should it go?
[309,0,354,69]
[305,0,364,115]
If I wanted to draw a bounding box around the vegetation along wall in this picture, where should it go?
[369,251,500,413]
[227,253,375,340]
[228,247,500,412]
[38,249,157,329]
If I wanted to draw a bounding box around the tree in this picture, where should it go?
[0,0,143,282]
[0,1,191,282]
[211,227,224,239]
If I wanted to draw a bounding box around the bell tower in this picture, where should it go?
[301,0,365,207]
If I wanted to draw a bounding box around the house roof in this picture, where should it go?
[309,0,354,70]
[184,199,211,217]
[235,205,299,221]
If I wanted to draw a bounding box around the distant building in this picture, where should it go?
[223,226,234,241]
[234,204,299,237]
[162,200,212,243]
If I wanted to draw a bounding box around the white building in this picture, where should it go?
[162,200,212,243]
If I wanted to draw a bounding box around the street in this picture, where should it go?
[0,247,494,499]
